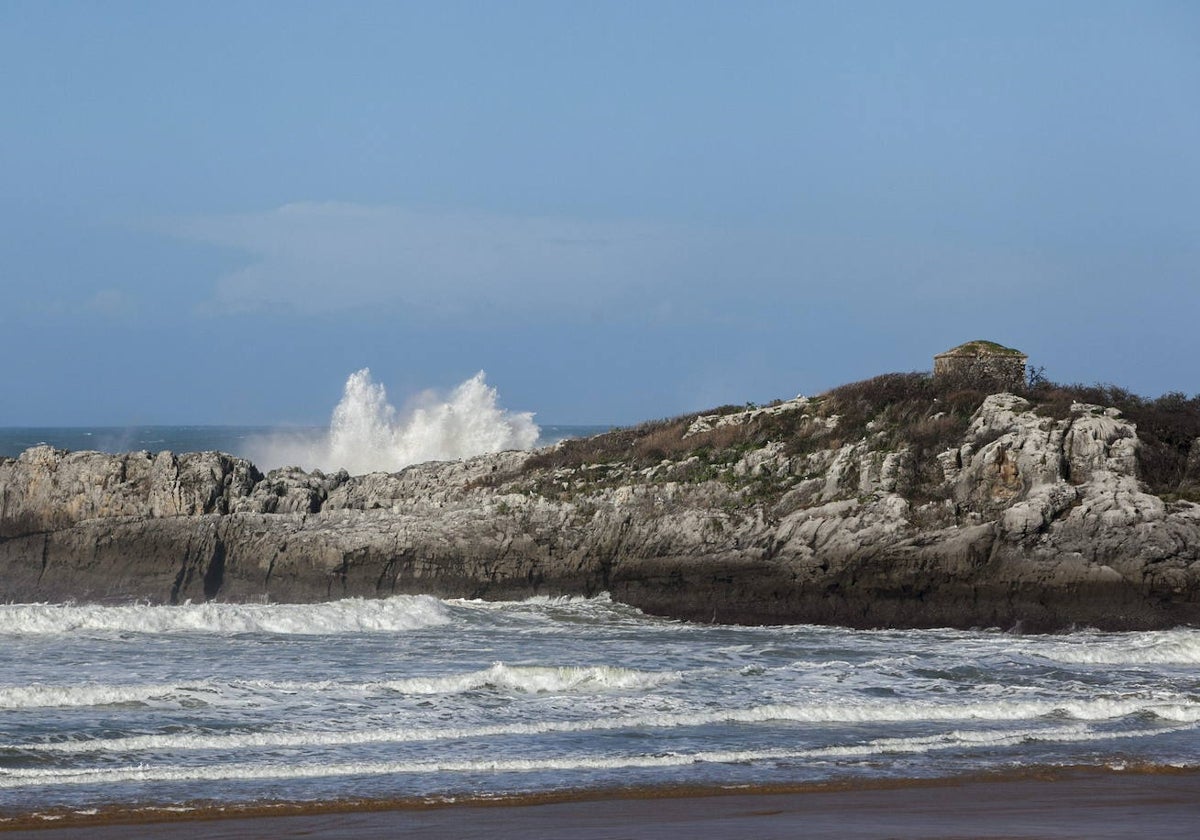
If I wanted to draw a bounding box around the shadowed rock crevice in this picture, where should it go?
[203,539,226,600]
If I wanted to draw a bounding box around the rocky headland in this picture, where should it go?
[3,371,1199,632]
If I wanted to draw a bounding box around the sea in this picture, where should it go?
[1,425,1198,823]
[0,424,610,465]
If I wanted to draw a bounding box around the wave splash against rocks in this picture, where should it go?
[247,369,539,475]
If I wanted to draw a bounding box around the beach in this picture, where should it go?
[3,770,1198,839]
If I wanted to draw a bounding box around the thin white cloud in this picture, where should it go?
[84,288,136,317]
[17,288,138,320]
[159,201,1077,324]
[166,202,693,317]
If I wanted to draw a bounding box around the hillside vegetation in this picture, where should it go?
[509,372,1200,505]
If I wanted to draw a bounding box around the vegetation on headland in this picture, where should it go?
[936,339,1026,357]
[488,369,1200,507]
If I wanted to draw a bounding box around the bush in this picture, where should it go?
[518,369,1200,505]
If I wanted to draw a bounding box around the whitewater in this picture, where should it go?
[246,368,540,474]
[1,596,1197,820]
[0,369,566,477]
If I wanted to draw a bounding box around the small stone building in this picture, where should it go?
[933,340,1027,391]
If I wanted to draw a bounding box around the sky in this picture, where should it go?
[2,1,1198,426]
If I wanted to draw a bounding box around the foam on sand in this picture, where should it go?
[1,723,1190,789]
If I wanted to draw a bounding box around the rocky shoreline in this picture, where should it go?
[2,392,1198,631]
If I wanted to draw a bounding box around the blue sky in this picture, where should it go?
[2,1,1197,425]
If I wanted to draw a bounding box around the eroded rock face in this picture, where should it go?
[235,467,349,515]
[1,393,1198,631]
[0,447,262,537]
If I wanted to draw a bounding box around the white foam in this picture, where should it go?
[0,663,676,711]
[0,683,203,710]
[0,596,451,637]
[246,662,678,698]
[1028,629,1200,666]
[13,694,1196,755]
[802,722,1187,758]
[1,724,1188,790]
[249,369,539,474]
[376,662,680,695]
[451,592,617,609]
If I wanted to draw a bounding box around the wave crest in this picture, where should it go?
[0,596,451,637]
[1029,629,1200,666]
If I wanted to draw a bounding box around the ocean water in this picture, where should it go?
[0,424,608,465]
[0,595,1197,821]
[0,426,282,461]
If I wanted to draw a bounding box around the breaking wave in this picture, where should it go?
[10,694,1198,754]
[0,664,680,711]
[0,596,451,637]
[1026,629,1200,666]
[249,369,539,474]
[1,724,1188,789]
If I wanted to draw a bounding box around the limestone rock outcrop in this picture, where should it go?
[2,393,1198,631]
[0,446,261,537]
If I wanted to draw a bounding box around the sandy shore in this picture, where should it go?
[3,769,1198,839]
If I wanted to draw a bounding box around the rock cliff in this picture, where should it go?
[2,387,1198,631]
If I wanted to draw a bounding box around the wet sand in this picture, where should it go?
[4,769,1198,839]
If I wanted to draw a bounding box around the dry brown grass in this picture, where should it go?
[517,370,1200,505]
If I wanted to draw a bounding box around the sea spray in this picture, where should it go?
[249,369,539,474]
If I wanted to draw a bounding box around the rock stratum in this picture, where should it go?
[2,387,1199,631]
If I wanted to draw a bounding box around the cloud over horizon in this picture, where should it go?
[161,201,1101,328]
[166,202,698,318]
